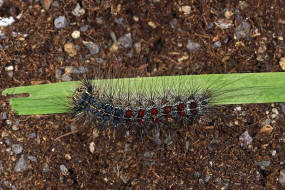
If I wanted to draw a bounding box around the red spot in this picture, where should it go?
[139,119,145,124]
[126,119,131,126]
[138,109,145,117]
[179,110,185,116]
[191,109,198,115]
[164,106,171,113]
[190,102,197,108]
[125,110,132,117]
[151,108,158,115]
[178,103,184,110]
[153,118,158,123]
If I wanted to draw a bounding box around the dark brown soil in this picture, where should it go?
[1,0,285,189]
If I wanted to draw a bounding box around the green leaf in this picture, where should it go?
[2,72,285,115]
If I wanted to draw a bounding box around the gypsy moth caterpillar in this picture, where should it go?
[68,72,260,131]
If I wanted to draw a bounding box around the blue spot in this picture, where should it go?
[104,104,113,113]
[97,102,104,109]
[103,115,110,121]
[89,97,95,104]
[114,108,123,116]
[113,117,120,124]
[84,105,90,111]
[77,99,84,106]
[81,92,88,100]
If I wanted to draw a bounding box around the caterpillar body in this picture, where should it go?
[69,75,240,129]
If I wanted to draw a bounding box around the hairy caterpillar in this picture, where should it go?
[67,73,255,130]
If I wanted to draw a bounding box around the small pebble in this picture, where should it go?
[124,143,130,152]
[205,175,211,183]
[180,5,191,14]
[83,41,100,55]
[109,43,119,52]
[185,141,190,152]
[70,125,77,131]
[186,39,200,51]
[42,163,49,173]
[5,120,12,126]
[271,113,277,119]
[206,22,214,30]
[133,15,139,22]
[272,108,279,115]
[169,18,177,29]
[279,57,285,71]
[72,3,85,17]
[29,133,36,138]
[0,112,7,120]
[194,172,200,178]
[64,42,77,57]
[5,65,13,71]
[120,173,127,184]
[0,16,15,27]
[27,155,37,162]
[279,169,285,187]
[148,21,157,29]
[89,142,95,153]
[41,0,53,10]
[61,74,72,81]
[4,138,11,146]
[234,106,242,111]
[256,160,271,170]
[238,1,249,10]
[14,155,27,172]
[67,66,88,74]
[71,30,80,39]
[134,42,141,54]
[259,125,273,134]
[118,33,132,48]
[213,41,222,48]
[11,144,23,154]
[216,19,232,29]
[54,16,68,29]
[60,164,69,175]
[65,154,71,160]
[110,31,117,42]
[224,10,234,19]
[234,21,251,40]
[52,1,59,7]
[144,152,152,158]
[80,25,89,32]
[114,17,124,26]
[95,58,104,64]
[271,150,277,157]
[239,130,252,147]
[177,54,189,63]
[11,125,19,131]
[96,17,103,24]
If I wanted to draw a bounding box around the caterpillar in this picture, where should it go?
[67,73,252,130]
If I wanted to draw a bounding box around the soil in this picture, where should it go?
[0,0,285,189]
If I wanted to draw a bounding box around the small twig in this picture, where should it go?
[54,129,79,141]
